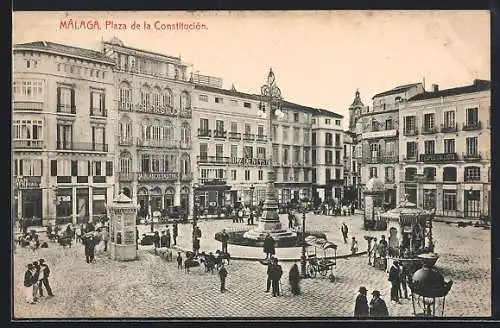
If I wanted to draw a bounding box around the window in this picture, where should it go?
[405,168,417,181]
[13,119,43,142]
[245,170,250,181]
[325,133,333,146]
[257,147,266,159]
[325,119,331,125]
[215,120,224,133]
[444,111,455,127]
[119,83,132,110]
[335,133,341,147]
[57,86,75,114]
[215,144,224,160]
[369,167,377,178]
[312,149,316,165]
[215,97,223,104]
[371,120,379,132]
[424,113,435,130]
[293,112,299,122]
[180,92,190,110]
[370,143,379,159]
[258,125,264,137]
[245,123,251,135]
[312,118,316,124]
[90,90,106,116]
[325,150,333,164]
[464,167,480,182]
[325,169,331,180]
[201,169,208,179]
[258,170,263,180]
[13,80,44,101]
[140,87,151,108]
[231,169,237,180]
[199,143,208,160]
[231,145,238,158]
[283,147,289,164]
[385,119,393,130]
[423,167,436,181]
[335,119,341,126]
[423,189,436,210]
[282,127,289,142]
[272,125,278,141]
[444,139,455,153]
[141,154,150,173]
[404,116,416,134]
[303,130,310,144]
[335,168,341,180]
[231,122,238,133]
[303,169,309,182]
[200,118,209,132]
[303,149,310,164]
[293,127,300,143]
[244,146,253,159]
[466,137,478,155]
[152,88,161,108]
[466,108,478,125]
[199,94,208,102]
[56,123,73,149]
[424,140,435,155]
[406,142,417,158]
[294,147,301,163]
[443,167,457,182]
[163,89,173,108]
[335,151,341,165]
[151,155,160,173]
[443,190,457,211]
[91,126,106,151]
[386,141,397,157]
[385,167,395,183]
[312,132,316,146]
[244,102,251,108]
[272,145,279,164]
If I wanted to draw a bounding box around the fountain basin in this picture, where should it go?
[215,230,327,248]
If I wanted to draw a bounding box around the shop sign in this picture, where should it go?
[16,177,41,189]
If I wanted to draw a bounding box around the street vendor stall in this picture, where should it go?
[376,196,435,274]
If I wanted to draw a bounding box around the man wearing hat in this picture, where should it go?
[31,261,41,301]
[38,259,54,297]
[354,286,369,317]
[369,290,389,317]
[23,264,36,304]
[388,260,401,303]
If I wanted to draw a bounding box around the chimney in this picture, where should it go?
[432,84,439,92]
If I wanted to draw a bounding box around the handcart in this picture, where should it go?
[304,236,337,282]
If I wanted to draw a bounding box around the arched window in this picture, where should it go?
[119,81,132,110]
[119,116,133,143]
[464,166,481,182]
[164,188,175,208]
[180,153,190,175]
[423,167,436,182]
[181,122,191,145]
[152,87,161,108]
[140,85,151,108]
[163,120,174,140]
[443,167,457,182]
[152,119,161,140]
[405,167,417,181]
[120,151,132,173]
[162,88,173,108]
[142,118,151,140]
[180,91,190,110]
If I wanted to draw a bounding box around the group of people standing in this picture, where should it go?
[354,286,389,317]
[23,259,54,304]
[317,199,356,216]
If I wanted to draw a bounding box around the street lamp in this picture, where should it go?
[192,183,200,231]
[250,184,255,208]
[300,205,309,279]
[409,253,453,317]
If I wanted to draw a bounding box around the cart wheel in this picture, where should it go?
[307,265,316,278]
[329,274,335,283]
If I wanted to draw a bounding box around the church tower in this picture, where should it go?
[348,89,364,132]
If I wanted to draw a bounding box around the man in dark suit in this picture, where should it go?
[24,264,36,304]
[388,260,401,303]
[219,229,229,253]
[84,235,96,263]
[38,259,54,297]
[354,286,369,317]
[369,290,389,317]
[218,263,228,292]
[265,258,274,293]
[270,258,283,297]
[172,222,178,246]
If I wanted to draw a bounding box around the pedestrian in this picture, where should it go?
[193,237,200,256]
[288,211,294,229]
[248,209,254,225]
[263,233,275,259]
[371,238,378,266]
[172,221,178,246]
[38,259,54,297]
[153,231,160,255]
[136,227,139,250]
[102,227,109,252]
[351,237,358,255]
[220,229,229,253]
[218,263,228,292]
[369,290,389,317]
[399,262,409,300]
[31,261,40,301]
[288,263,300,295]
[350,202,355,215]
[265,257,274,293]
[341,222,349,243]
[176,252,183,269]
[24,263,36,304]
[160,231,168,248]
[270,258,283,297]
[354,286,369,317]
[165,227,171,248]
[388,260,401,303]
[84,235,96,263]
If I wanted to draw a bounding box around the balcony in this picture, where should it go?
[243,133,255,141]
[118,102,133,111]
[256,135,268,142]
[57,142,108,152]
[198,129,211,137]
[440,123,458,133]
[382,155,398,164]
[118,137,133,146]
[57,105,76,115]
[420,152,458,163]
[136,138,179,148]
[361,129,398,140]
[403,129,419,136]
[463,121,482,131]
[137,172,179,182]
[335,143,342,149]
[13,101,43,111]
[180,141,192,149]
[200,178,227,185]
[197,156,229,164]
[229,157,269,166]
[179,108,192,118]
[13,139,44,149]
[118,172,134,181]
[366,157,380,164]
[292,162,302,167]
[421,125,438,134]
[464,175,481,183]
[90,108,108,117]
[403,154,418,162]
[462,152,482,162]
[135,104,174,115]
[228,132,241,140]
[213,130,227,139]
[180,172,193,181]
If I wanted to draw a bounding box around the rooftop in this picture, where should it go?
[372,83,422,99]
[408,79,491,101]
[194,84,343,118]
[14,41,114,64]
[103,38,182,62]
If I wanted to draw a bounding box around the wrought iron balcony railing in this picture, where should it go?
[137,172,179,182]
[136,138,179,148]
[57,142,108,152]
[198,129,211,137]
[13,101,43,111]
[256,135,268,142]
[213,130,227,138]
[403,128,419,136]
[13,139,44,149]
[421,125,438,134]
[463,121,482,131]
[440,123,458,133]
[243,133,255,141]
[228,132,241,140]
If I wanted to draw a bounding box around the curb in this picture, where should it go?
[169,245,367,262]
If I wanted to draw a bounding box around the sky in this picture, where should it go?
[12,11,490,128]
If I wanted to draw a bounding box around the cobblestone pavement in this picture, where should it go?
[12,215,490,318]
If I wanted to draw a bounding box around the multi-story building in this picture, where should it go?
[311,112,345,202]
[13,41,116,226]
[191,78,343,211]
[357,83,424,209]
[399,79,491,219]
[102,37,195,216]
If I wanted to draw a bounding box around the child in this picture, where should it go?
[176,252,183,270]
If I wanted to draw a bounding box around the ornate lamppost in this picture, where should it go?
[300,206,309,278]
[250,184,255,208]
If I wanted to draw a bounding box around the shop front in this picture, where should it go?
[56,188,73,225]
[16,176,43,226]
[92,188,108,222]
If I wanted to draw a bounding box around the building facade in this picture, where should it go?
[13,41,116,225]
[102,37,195,217]
[357,83,425,209]
[399,79,491,218]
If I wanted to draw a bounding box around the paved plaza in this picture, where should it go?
[12,214,491,318]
